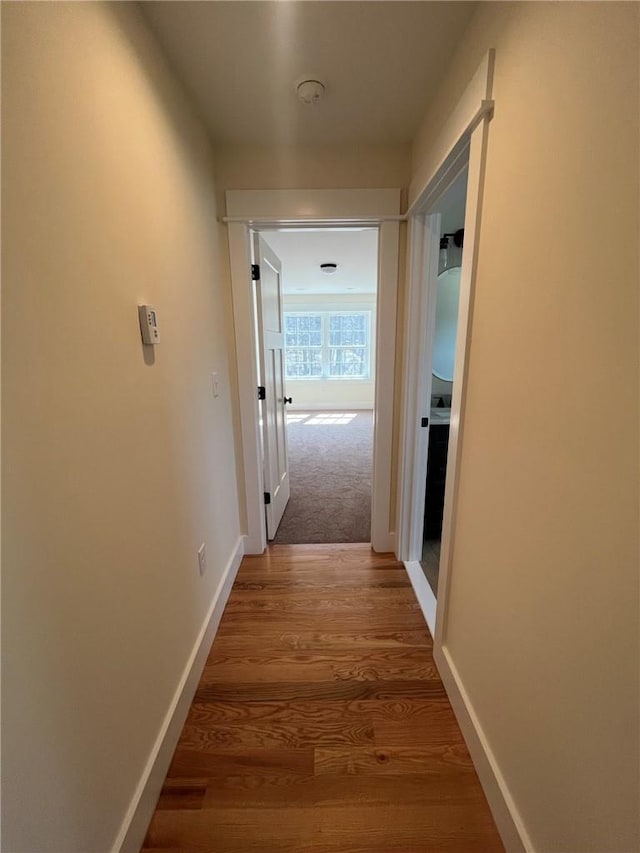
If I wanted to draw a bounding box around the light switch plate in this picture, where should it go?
[138,305,160,345]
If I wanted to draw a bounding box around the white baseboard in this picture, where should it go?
[403,559,531,851]
[434,644,534,853]
[404,560,436,637]
[112,536,245,853]
[371,529,395,554]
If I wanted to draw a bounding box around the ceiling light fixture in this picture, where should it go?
[320,263,338,275]
[296,79,326,105]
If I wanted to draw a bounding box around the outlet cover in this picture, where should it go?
[197,543,207,576]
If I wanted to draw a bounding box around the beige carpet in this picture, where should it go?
[272,411,373,544]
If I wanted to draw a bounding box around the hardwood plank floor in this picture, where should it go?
[142,545,503,852]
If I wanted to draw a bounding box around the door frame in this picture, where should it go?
[226,189,401,554]
[398,51,530,852]
[396,51,495,647]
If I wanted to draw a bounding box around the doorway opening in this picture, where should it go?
[420,170,468,596]
[226,187,400,556]
[255,227,379,544]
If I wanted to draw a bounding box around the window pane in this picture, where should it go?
[329,346,366,377]
[329,313,367,347]
[284,314,323,351]
[284,324,323,377]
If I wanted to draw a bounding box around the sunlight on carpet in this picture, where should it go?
[273,411,373,544]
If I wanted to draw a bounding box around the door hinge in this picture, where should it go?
[251,264,260,281]
[264,491,271,505]
[257,385,266,400]
[421,417,429,428]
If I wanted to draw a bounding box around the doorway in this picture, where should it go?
[420,170,468,596]
[256,228,379,544]
[396,56,493,643]
[226,188,401,555]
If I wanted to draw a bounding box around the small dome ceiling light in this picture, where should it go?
[296,79,326,105]
[320,263,338,275]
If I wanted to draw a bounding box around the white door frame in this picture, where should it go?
[387,54,528,853]
[226,189,401,555]
[397,51,495,647]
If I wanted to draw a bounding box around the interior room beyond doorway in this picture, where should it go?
[421,168,468,596]
[260,228,379,544]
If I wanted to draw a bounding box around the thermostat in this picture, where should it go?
[138,305,160,345]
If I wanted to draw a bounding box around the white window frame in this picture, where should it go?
[284,310,372,380]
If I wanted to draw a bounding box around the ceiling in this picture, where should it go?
[261,229,378,295]
[141,2,477,146]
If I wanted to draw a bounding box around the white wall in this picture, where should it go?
[2,4,241,851]
[411,3,639,851]
[283,294,376,410]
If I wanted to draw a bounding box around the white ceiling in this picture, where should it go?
[141,2,477,146]
[261,229,378,294]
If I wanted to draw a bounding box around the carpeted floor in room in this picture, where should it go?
[273,410,372,544]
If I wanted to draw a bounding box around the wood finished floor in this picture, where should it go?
[142,544,503,852]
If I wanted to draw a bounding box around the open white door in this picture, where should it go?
[254,234,290,539]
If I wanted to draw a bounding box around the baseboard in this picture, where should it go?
[434,644,534,853]
[370,530,395,554]
[112,536,245,853]
[403,560,436,637]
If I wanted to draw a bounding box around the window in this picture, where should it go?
[284,314,323,378]
[284,311,371,379]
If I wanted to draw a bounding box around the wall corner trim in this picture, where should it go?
[403,561,437,635]
[434,644,534,853]
[112,537,245,853]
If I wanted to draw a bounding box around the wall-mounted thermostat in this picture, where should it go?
[138,305,160,345]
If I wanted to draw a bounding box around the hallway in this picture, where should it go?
[142,545,502,851]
